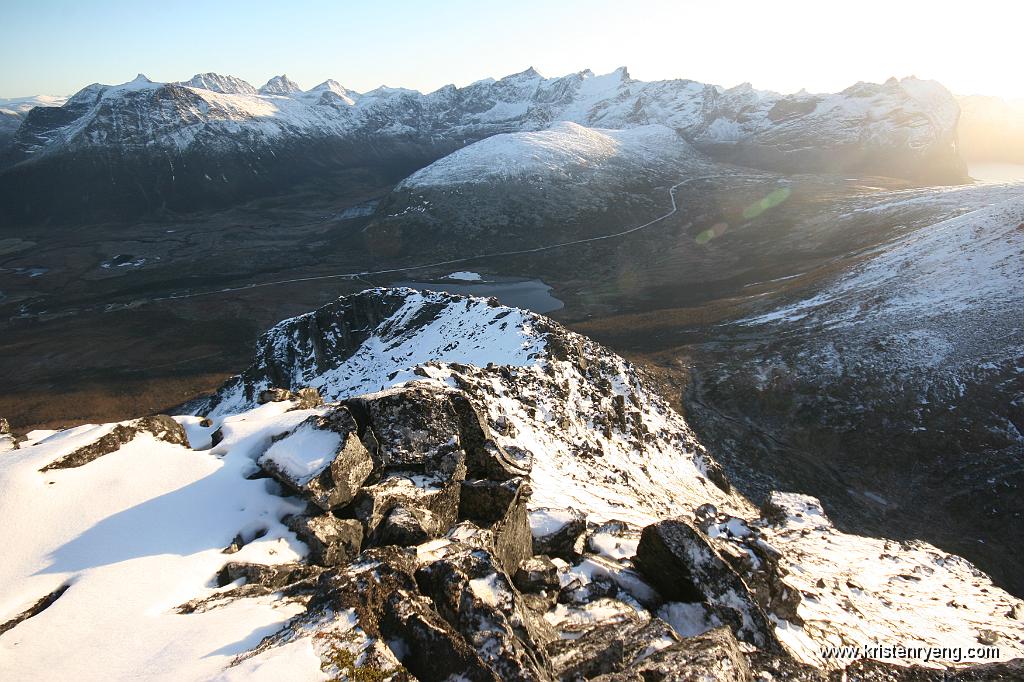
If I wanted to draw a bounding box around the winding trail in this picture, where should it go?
[139,174,717,306]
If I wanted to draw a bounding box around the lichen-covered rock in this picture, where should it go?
[40,415,188,471]
[450,392,529,480]
[355,473,461,541]
[460,477,533,574]
[530,507,587,561]
[634,518,780,650]
[547,617,680,680]
[514,556,560,595]
[242,546,495,682]
[374,505,433,547]
[258,407,373,511]
[0,417,10,435]
[346,384,468,480]
[257,387,294,404]
[216,561,320,590]
[698,509,802,624]
[258,386,324,409]
[589,626,753,682]
[415,534,553,681]
[286,514,363,567]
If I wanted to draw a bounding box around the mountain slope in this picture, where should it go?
[365,122,712,251]
[0,68,965,223]
[1,289,1021,680]
[684,181,1024,594]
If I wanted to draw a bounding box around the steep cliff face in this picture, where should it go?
[0,69,966,223]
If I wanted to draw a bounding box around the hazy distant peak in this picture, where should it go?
[183,72,258,96]
[259,74,302,96]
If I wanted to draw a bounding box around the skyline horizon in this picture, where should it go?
[2,1,1023,101]
[2,64,1020,103]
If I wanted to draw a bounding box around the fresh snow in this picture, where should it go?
[397,122,691,188]
[258,421,342,486]
[0,403,314,680]
[3,288,1023,677]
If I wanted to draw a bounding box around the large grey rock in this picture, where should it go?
[530,507,587,561]
[450,392,529,480]
[346,384,468,480]
[40,415,188,471]
[697,509,802,624]
[415,535,553,681]
[460,477,533,575]
[590,626,753,682]
[285,514,363,567]
[216,561,320,590]
[258,407,373,511]
[374,505,432,547]
[257,386,324,409]
[514,556,560,595]
[354,473,461,542]
[299,546,496,682]
[634,518,781,650]
[547,617,680,680]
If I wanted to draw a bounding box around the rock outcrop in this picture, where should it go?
[39,414,187,471]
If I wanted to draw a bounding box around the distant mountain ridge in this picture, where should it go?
[0,67,965,223]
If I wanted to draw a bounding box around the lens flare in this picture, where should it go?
[742,187,791,220]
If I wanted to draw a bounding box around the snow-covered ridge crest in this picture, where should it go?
[2,288,1022,679]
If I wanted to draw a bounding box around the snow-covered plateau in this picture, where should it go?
[1,288,1021,681]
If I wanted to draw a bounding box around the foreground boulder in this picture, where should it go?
[346,385,469,480]
[415,526,553,681]
[590,626,753,682]
[695,505,802,623]
[355,473,461,542]
[257,407,373,510]
[285,514,363,567]
[257,386,324,409]
[634,518,780,650]
[40,415,187,471]
[547,618,681,680]
[459,477,534,574]
[530,507,587,561]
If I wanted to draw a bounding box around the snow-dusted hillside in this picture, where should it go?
[398,122,693,188]
[2,289,1022,680]
[0,95,67,149]
[740,184,1024,373]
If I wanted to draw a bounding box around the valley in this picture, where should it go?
[2,62,1023,679]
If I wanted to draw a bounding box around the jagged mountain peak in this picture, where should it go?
[258,74,302,96]
[182,72,257,96]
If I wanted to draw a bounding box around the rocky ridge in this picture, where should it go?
[1,289,1022,680]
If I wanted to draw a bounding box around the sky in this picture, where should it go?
[1,0,1022,100]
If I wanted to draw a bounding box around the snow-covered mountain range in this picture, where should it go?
[2,289,1021,680]
[0,68,964,222]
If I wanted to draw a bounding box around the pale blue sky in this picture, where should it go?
[2,0,1021,99]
